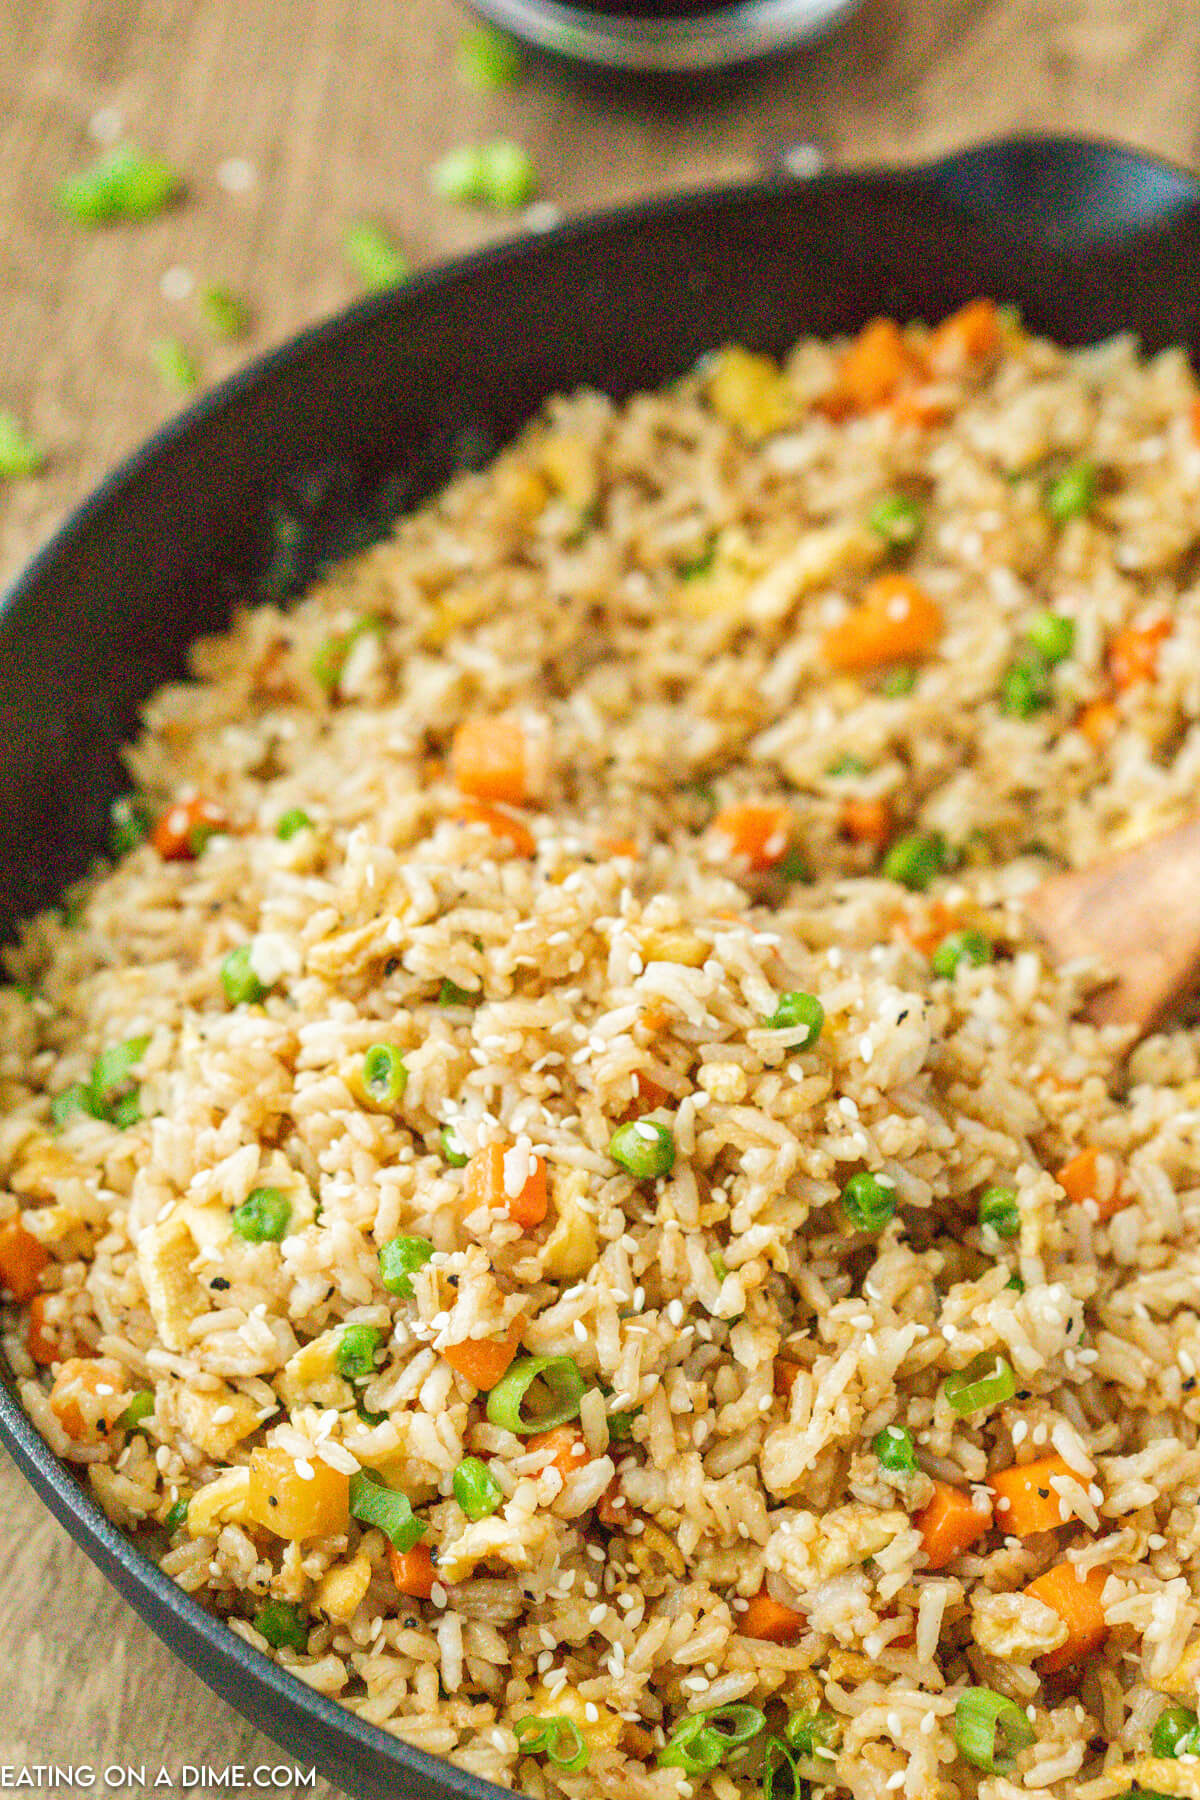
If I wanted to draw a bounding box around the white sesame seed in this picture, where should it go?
[87,105,123,144]
[160,264,194,302]
[216,156,256,193]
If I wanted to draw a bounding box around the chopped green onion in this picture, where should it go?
[784,1707,842,1756]
[514,1716,589,1773]
[378,1235,435,1298]
[348,1468,425,1550]
[943,1351,1017,1415]
[1044,459,1098,524]
[881,663,918,697]
[953,1686,1035,1774]
[311,614,382,694]
[55,145,183,225]
[761,1737,803,1800]
[118,1390,155,1431]
[355,1396,388,1427]
[872,1424,916,1473]
[198,283,251,340]
[220,944,271,1006]
[931,929,993,978]
[441,1122,469,1166]
[841,1171,897,1234]
[710,1250,729,1283]
[336,1323,384,1381]
[882,830,947,891]
[1001,652,1053,718]
[607,1407,640,1442]
[456,25,525,90]
[1006,1271,1026,1292]
[868,492,924,548]
[486,1354,585,1435]
[430,139,537,211]
[252,1597,309,1652]
[658,1704,767,1775]
[109,1091,143,1130]
[1026,610,1075,665]
[275,808,313,840]
[979,1185,1021,1239]
[453,1456,503,1521]
[231,1186,292,1244]
[362,1044,408,1108]
[343,221,412,292]
[1151,1703,1200,1759]
[609,1119,675,1180]
[764,991,825,1051]
[108,794,150,857]
[438,977,480,1008]
[51,1082,99,1130]
[149,336,199,394]
[827,753,870,778]
[163,1495,190,1533]
[91,1035,150,1112]
[0,411,44,479]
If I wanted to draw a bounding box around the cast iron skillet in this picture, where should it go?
[1,133,1198,1799]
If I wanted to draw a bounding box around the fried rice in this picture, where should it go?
[5,302,1200,1799]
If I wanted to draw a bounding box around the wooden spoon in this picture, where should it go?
[1024,817,1200,1036]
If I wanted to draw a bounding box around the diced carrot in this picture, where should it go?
[463,1142,548,1230]
[0,1217,48,1303]
[1191,396,1200,445]
[823,574,944,672]
[599,834,638,858]
[623,1071,670,1121]
[915,1479,993,1570]
[740,1589,805,1644]
[596,1475,632,1529]
[831,319,919,414]
[152,794,228,861]
[528,1425,592,1484]
[1055,1146,1129,1222]
[640,1004,670,1035]
[441,1320,523,1392]
[388,1540,435,1599]
[1025,1559,1109,1673]
[454,798,536,857]
[449,717,528,805]
[926,298,1002,376]
[26,1293,59,1366]
[893,898,958,958]
[773,1360,802,1398]
[890,385,949,430]
[48,1356,128,1441]
[1075,698,1120,749]
[989,1454,1081,1538]
[1107,617,1171,691]
[840,796,894,850]
[710,802,794,872]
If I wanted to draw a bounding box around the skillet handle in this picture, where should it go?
[902,135,1200,248]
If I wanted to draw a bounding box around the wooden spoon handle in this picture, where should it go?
[1023,817,1200,1034]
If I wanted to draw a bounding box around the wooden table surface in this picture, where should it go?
[0,0,1196,1790]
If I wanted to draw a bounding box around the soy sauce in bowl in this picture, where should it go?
[467,0,865,71]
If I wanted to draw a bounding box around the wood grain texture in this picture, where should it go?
[0,0,1196,1786]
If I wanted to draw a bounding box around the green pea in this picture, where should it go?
[378,1235,435,1298]
[220,944,271,1007]
[841,1171,897,1233]
[1026,610,1075,665]
[336,1322,384,1381]
[930,929,993,978]
[1044,459,1098,523]
[979,1186,1020,1239]
[609,1120,675,1180]
[1152,1703,1200,1759]
[1001,653,1052,717]
[275,808,313,841]
[868,493,924,549]
[232,1186,292,1243]
[764,991,825,1051]
[873,1424,916,1472]
[453,1456,503,1520]
[882,831,947,891]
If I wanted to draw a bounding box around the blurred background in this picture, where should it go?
[0,0,1191,1785]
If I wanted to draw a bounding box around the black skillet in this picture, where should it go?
[0,134,1197,1799]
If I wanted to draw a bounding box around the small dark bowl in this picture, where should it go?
[1,135,1198,1800]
